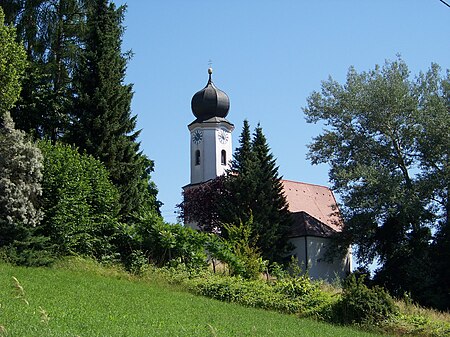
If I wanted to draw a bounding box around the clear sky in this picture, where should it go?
[113,0,449,223]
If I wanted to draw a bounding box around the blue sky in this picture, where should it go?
[114,0,449,223]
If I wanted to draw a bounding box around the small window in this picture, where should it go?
[195,150,200,166]
[221,150,226,165]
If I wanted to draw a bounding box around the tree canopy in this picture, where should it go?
[304,58,449,309]
[0,6,26,114]
[3,0,84,140]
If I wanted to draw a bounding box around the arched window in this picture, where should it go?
[221,150,226,165]
[195,150,200,166]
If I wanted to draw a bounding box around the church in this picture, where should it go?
[184,68,352,281]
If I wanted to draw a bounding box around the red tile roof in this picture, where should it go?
[282,179,344,237]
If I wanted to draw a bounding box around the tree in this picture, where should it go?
[0,6,42,247]
[4,0,84,140]
[0,5,26,114]
[304,57,449,308]
[179,175,227,233]
[220,122,292,263]
[250,125,292,262]
[220,120,258,228]
[68,0,159,220]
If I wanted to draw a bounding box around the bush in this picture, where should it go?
[188,272,335,316]
[221,217,268,280]
[38,141,121,259]
[133,213,209,271]
[332,274,398,325]
[191,275,301,313]
[0,113,43,249]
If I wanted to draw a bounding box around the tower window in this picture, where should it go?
[221,150,226,165]
[195,150,201,166]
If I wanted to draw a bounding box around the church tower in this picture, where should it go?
[188,68,234,185]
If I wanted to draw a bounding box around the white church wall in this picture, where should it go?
[289,236,351,282]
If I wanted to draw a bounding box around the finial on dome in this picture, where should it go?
[208,67,213,83]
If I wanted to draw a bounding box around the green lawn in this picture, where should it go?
[0,261,382,337]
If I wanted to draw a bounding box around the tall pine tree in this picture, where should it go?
[251,124,292,262]
[68,0,158,220]
[221,120,258,227]
[222,121,292,263]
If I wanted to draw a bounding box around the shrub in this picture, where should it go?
[221,217,268,280]
[133,213,209,271]
[38,141,121,259]
[332,274,398,325]
[188,271,335,317]
[0,113,43,245]
[191,275,301,313]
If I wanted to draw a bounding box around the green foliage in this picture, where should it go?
[250,125,293,261]
[4,0,161,219]
[38,141,120,259]
[133,213,209,270]
[67,0,160,221]
[0,113,43,242]
[5,0,84,140]
[222,216,268,280]
[304,58,449,309]
[0,235,55,267]
[332,274,398,325]
[190,272,335,317]
[206,235,245,275]
[222,121,292,263]
[0,6,27,114]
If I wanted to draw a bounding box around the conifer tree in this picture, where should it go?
[68,0,158,220]
[222,121,292,263]
[251,125,292,262]
[4,0,84,140]
[220,120,258,227]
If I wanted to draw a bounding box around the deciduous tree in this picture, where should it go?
[304,57,449,308]
[0,6,26,114]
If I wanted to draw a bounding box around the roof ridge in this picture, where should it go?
[281,179,331,190]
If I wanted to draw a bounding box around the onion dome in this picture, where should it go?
[191,68,230,122]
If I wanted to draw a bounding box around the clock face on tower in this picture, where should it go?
[192,129,203,144]
[218,129,229,144]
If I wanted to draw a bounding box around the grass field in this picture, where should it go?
[0,259,383,337]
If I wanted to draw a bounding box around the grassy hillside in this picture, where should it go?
[0,259,382,337]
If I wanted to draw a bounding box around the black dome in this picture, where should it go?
[191,68,230,122]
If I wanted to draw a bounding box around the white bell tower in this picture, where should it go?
[188,68,234,185]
